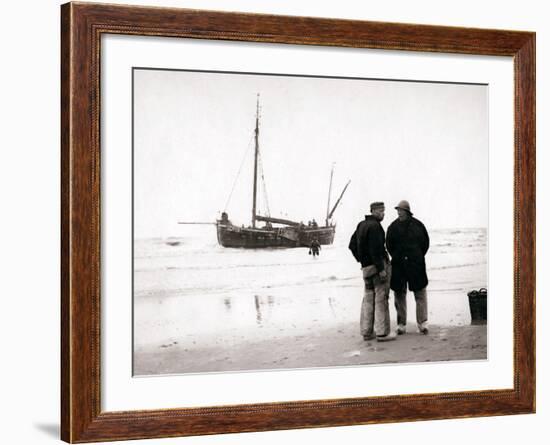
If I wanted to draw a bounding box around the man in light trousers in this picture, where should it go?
[349,202,395,342]
[386,200,430,335]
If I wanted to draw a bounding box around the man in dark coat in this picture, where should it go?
[309,238,321,257]
[349,202,395,342]
[386,200,430,335]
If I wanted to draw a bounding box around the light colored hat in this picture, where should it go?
[395,200,412,214]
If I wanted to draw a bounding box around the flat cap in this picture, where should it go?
[370,201,385,211]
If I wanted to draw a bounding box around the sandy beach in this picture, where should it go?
[135,321,486,375]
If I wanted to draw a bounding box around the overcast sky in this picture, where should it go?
[133,68,488,239]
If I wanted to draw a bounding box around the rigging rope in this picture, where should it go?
[223,133,255,212]
[258,151,271,217]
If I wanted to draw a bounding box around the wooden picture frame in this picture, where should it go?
[61,2,535,442]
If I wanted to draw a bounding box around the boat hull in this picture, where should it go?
[216,223,335,248]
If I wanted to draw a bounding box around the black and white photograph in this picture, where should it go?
[3,0,545,444]
[132,68,488,376]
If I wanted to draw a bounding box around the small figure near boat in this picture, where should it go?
[309,238,321,257]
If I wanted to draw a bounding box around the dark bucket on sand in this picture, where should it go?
[468,288,487,325]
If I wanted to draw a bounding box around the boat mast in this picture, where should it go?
[252,94,260,228]
[328,180,351,220]
[325,164,334,226]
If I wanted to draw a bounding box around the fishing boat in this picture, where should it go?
[180,96,350,248]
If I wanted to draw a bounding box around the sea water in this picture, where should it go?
[134,227,487,351]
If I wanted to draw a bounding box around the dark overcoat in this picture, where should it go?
[348,215,388,272]
[386,217,430,291]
